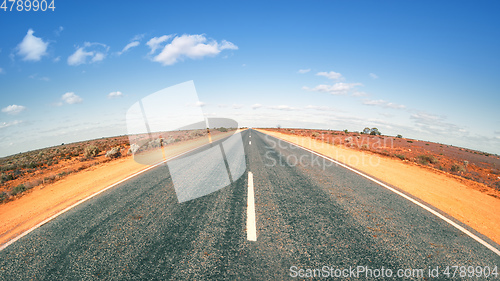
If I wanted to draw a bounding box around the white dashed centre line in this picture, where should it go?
[247,172,257,241]
[249,141,251,145]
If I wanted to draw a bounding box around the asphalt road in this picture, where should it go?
[0,129,498,280]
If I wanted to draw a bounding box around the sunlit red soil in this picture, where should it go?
[266,128,500,192]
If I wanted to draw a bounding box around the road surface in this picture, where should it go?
[0,129,498,280]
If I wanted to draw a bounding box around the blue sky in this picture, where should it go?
[0,0,499,157]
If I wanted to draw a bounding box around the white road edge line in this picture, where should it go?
[249,141,252,145]
[247,172,257,241]
[0,131,244,252]
[261,131,500,256]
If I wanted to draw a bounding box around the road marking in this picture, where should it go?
[249,141,251,145]
[0,131,245,252]
[260,131,500,256]
[247,172,257,241]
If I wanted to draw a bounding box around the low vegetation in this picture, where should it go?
[105,147,122,159]
[451,163,466,173]
[83,145,100,159]
[394,154,406,160]
[11,184,26,196]
[267,127,500,191]
[0,136,130,203]
[417,155,439,165]
[0,128,239,203]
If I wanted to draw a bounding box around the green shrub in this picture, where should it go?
[11,184,27,196]
[44,175,56,184]
[83,145,100,159]
[394,154,406,160]
[451,163,466,173]
[57,171,72,177]
[105,147,122,158]
[1,173,14,183]
[189,130,205,138]
[407,140,413,143]
[417,155,438,165]
[218,127,228,132]
[494,182,500,190]
[0,192,7,203]
[396,134,403,138]
[311,132,320,137]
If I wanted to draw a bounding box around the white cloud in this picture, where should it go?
[297,69,311,74]
[303,82,362,95]
[410,112,464,136]
[0,120,22,129]
[117,41,140,56]
[146,35,172,54]
[149,34,238,66]
[187,101,206,107]
[0,67,4,74]
[91,52,105,62]
[68,42,109,66]
[232,104,243,109]
[131,34,145,41]
[61,92,83,104]
[305,105,335,111]
[29,73,50,81]
[53,56,61,62]
[369,73,379,79]
[410,112,441,123]
[54,26,64,36]
[251,103,262,110]
[352,91,368,97]
[316,71,344,81]
[2,105,26,115]
[385,102,406,109]
[362,99,406,109]
[269,105,299,111]
[362,99,385,106]
[108,91,123,99]
[379,112,394,118]
[17,29,49,61]
[68,48,93,65]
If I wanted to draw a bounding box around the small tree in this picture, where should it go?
[363,127,371,134]
[370,128,381,135]
[396,134,403,138]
